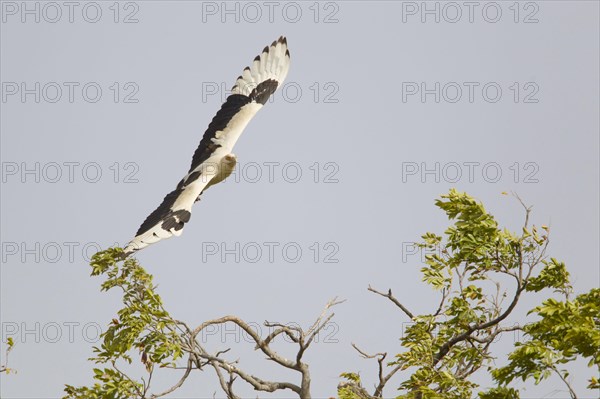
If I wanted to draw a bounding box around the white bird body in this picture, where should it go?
[123,37,290,255]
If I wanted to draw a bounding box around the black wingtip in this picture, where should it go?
[254,55,260,62]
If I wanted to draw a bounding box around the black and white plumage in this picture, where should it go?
[123,36,290,255]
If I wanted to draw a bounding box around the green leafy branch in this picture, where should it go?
[64,248,185,398]
[64,248,342,399]
[339,190,597,399]
[492,288,600,394]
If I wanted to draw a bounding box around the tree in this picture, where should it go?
[338,189,599,399]
[63,248,342,398]
[63,190,599,398]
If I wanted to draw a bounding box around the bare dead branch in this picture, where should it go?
[214,358,302,395]
[305,297,345,337]
[351,343,402,398]
[368,286,415,319]
[182,298,341,399]
[262,326,300,346]
[210,360,240,399]
[304,312,335,351]
[192,316,297,369]
[150,356,193,398]
[351,342,386,359]
[512,192,533,229]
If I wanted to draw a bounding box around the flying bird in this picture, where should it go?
[123,36,290,255]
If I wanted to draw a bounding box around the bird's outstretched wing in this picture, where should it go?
[124,36,290,255]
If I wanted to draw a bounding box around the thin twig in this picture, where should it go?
[150,357,193,398]
[368,286,414,319]
[351,343,401,398]
[549,364,578,399]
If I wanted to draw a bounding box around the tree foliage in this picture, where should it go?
[61,190,598,398]
[492,288,600,392]
[339,189,599,399]
[63,249,341,398]
[64,249,183,398]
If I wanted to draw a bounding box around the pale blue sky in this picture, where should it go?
[1,1,599,398]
